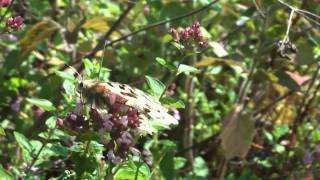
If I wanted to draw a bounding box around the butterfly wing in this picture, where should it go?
[81,80,178,133]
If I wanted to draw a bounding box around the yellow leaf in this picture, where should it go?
[194,57,245,69]
[47,57,65,66]
[19,19,60,56]
[221,105,255,159]
[83,16,109,32]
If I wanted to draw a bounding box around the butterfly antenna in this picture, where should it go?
[63,64,83,82]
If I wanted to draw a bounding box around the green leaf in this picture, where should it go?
[272,125,289,140]
[174,157,187,170]
[145,76,165,99]
[55,71,76,82]
[273,144,285,154]
[14,131,33,162]
[0,165,13,180]
[63,80,76,96]
[45,116,57,130]
[171,42,184,50]
[26,98,56,111]
[160,144,176,180]
[160,96,185,108]
[210,41,229,57]
[114,158,150,180]
[14,131,33,153]
[236,16,250,26]
[0,127,5,136]
[177,64,200,75]
[155,57,176,71]
[83,58,94,77]
[50,143,69,157]
[186,157,209,179]
[264,131,274,143]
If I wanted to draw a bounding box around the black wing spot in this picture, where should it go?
[120,91,137,98]
[119,84,126,90]
[107,82,114,87]
[128,88,136,95]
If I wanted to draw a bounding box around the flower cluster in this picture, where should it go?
[65,111,88,130]
[90,104,141,163]
[0,0,11,7]
[6,16,23,31]
[169,21,209,48]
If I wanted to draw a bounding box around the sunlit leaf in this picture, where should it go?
[83,59,94,77]
[45,116,57,130]
[210,41,228,57]
[171,42,184,50]
[155,57,176,71]
[55,71,76,82]
[114,158,150,180]
[0,165,13,180]
[0,127,5,136]
[236,16,250,26]
[26,98,56,111]
[194,57,244,69]
[82,16,110,32]
[14,131,33,162]
[177,64,200,75]
[160,96,185,108]
[145,76,165,99]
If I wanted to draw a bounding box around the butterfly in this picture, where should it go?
[77,79,179,134]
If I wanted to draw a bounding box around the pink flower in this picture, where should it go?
[0,0,11,7]
[182,27,191,40]
[199,40,209,48]
[169,28,179,41]
[57,118,64,127]
[6,16,23,31]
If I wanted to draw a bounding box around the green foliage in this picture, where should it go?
[145,76,166,99]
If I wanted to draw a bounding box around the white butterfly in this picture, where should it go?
[79,79,178,134]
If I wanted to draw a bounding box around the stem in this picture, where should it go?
[219,159,229,180]
[183,75,195,168]
[84,140,91,155]
[25,125,57,175]
[134,156,142,180]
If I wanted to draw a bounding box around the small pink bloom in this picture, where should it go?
[57,118,64,126]
[0,0,11,7]
[168,83,176,91]
[169,28,179,41]
[6,16,23,31]
[182,27,192,40]
[199,40,209,48]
